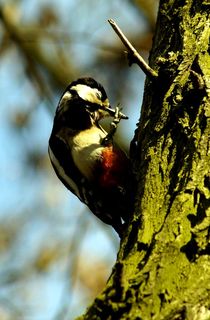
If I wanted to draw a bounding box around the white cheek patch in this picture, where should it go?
[71,84,102,105]
[62,91,72,100]
[57,91,72,111]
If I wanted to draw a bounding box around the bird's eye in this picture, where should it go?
[69,89,77,96]
[96,92,102,100]
[86,102,100,112]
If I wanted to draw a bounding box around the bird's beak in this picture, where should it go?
[105,106,128,120]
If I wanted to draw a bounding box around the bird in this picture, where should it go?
[48,77,133,237]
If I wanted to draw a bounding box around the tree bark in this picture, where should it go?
[78,0,210,319]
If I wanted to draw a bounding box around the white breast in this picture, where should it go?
[71,127,107,180]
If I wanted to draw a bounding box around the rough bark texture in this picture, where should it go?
[78,0,210,319]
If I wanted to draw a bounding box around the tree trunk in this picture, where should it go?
[78,0,210,319]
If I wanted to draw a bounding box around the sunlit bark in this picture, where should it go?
[78,0,210,319]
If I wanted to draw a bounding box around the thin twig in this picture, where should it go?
[108,19,158,78]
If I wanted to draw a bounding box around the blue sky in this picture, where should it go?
[0,1,147,318]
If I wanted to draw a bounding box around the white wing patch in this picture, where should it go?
[48,145,81,200]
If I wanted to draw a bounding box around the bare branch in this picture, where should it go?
[108,19,158,78]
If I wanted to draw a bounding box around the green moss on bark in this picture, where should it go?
[77,0,210,319]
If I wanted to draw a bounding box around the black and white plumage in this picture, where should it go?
[48,77,132,237]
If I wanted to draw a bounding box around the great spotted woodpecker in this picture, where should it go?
[48,77,132,237]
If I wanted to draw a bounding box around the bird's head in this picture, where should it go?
[56,77,127,129]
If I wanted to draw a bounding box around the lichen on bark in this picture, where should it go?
[77,0,210,319]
